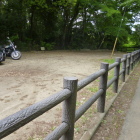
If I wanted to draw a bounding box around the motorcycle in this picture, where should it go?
[0,46,6,63]
[5,37,21,60]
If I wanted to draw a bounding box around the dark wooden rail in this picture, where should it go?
[0,50,140,140]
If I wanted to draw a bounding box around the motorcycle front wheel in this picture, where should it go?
[11,51,21,60]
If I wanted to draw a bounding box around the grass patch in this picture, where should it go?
[88,87,98,92]
[101,59,115,64]
[28,138,42,140]
[108,69,114,80]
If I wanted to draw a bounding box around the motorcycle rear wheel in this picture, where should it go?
[11,51,21,60]
[0,52,4,62]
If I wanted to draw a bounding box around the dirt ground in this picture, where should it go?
[0,50,124,140]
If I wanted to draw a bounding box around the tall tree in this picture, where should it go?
[0,0,139,50]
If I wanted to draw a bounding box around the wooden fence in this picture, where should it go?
[0,50,140,140]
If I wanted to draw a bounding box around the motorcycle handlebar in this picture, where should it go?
[7,37,13,45]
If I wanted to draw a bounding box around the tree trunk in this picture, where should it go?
[61,0,80,49]
[30,6,35,45]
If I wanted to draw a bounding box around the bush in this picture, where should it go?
[41,42,55,50]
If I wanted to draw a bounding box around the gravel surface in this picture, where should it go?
[0,50,124,140]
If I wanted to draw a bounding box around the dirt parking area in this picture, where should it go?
[0,50,124,140]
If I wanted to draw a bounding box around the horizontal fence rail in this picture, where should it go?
[45,122,69,140]
[0,50,140,140]
[77,69,105,91]
[75,89,104,122]
[0,89,72,139]
[108,62,119,70]
[107,76,117,89]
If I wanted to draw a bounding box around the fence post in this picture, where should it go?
[136,50,140,63]
[97,62,109,113]
[135,51,137,63]
[114,57,121,93]
[138,50,140,61]
[133,51,136,66]
[127,53,131,75]
[134,51,137,65]
[122,54,127,82]
[130,52,134,71]
[139,50,140,61]
[61,77,78,140]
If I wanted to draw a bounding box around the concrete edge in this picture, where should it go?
[80,73,131,140]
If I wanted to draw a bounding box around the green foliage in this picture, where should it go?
[10,35,19,42]
[41,42,55,50]
[123,36,136,47]
[121,0,140,6]
[0,0,139,50]
[100,5,120,17]
[16,41,32,51]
